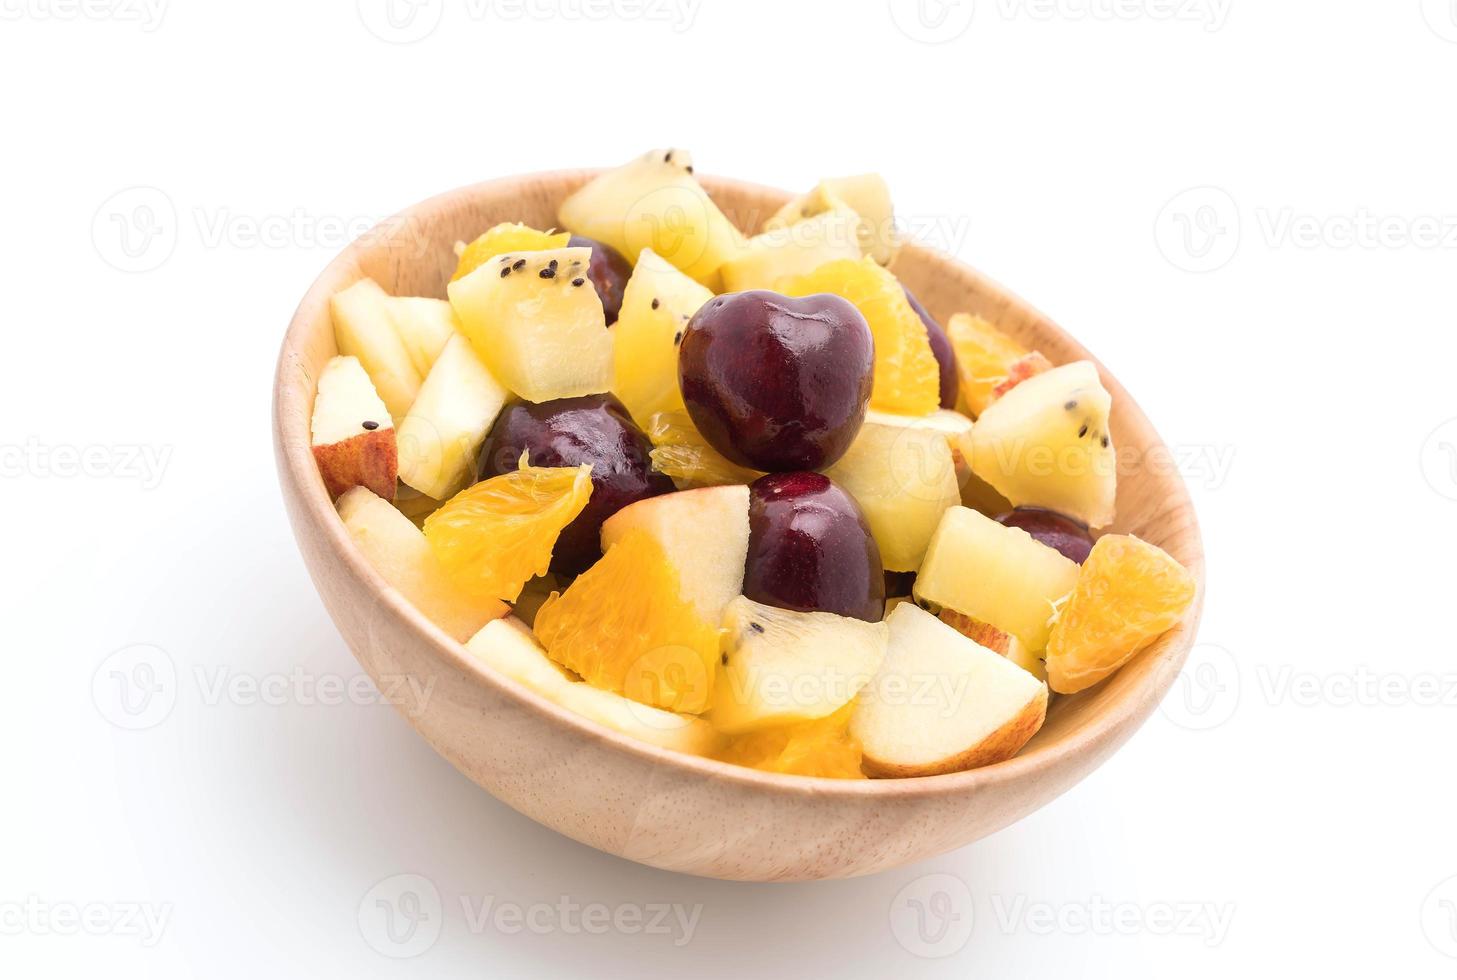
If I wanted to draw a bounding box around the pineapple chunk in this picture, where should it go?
[386,296,458,378]
[968,360,1117,528]
[766,174,898,264]
[447,246,612,403]
[396,334,510,501]
[914,506,1079,652]
[611,248,713,427]
[330,278,422,425]
[823,418,961,572]
[718,209,863,292]
[558,149,746,287]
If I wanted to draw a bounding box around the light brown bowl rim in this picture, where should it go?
[273,169,1205,801]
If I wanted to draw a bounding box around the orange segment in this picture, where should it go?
[423,460,592,603]
[645,411,762,489]
[714,702,865,779]
[452,222,570,282]
[945,313,1031,416]
[778,258,940,417]
[1045,535,1196,694]
[533,528,720,713]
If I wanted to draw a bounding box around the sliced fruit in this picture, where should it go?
[511,574,558,629]
[903,285,960,408]
[767,174,898,264]
[447,246,612,403]
[394,484,443,527]
[938,608,1012,655]
[311,355,397,500]
[386,296,458,378]
[995,507,1094,565]
[466,617,720,756]
[611,248,714,427]
[567,234,632,324]
[714,702,865,779]
[330,278,422,424]
[478,394,673,575]
[968,360,1117,528]
[557,149,747,286]
[336,487,506,642]
[533,528,720,713]
[711,597,888,735]
[1045,534,1196,694]
[423,461,593,603]
[718,209,863,292]
[945,313,1031,417]
[679,290,873,472]
[745,472,884,624]
[396,334,510,501]
[599,484,750,624]
[914,505,1079,652]
[452,222,570,282]
[939,608,1045,681]
[644,411,762,489]
[989,351,1054,404]
[823,416,960,572]
[851,603,1048,777]
[778,257,940,417]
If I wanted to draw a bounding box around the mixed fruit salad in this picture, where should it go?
[310,150,1196,779]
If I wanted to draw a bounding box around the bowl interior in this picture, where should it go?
[276,169,1204,794]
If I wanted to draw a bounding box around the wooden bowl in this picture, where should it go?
[273,170,1205,882]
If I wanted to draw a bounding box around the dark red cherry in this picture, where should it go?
[995,507,1095,564]
[477,393,672,574]
[744,472,884,623]
[678,290,873,472]
[567,234,632,325]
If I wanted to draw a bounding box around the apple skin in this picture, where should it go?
[744,471,884,623]
[313,432,397,501]
[567,234,632,325]
[903,285,959,410]
[678,290,873,472]
[477,393,673,574]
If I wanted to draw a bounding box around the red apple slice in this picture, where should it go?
[850,603,1048,777]
[310,355,397,501]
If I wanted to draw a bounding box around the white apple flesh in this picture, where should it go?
[329,278,422,424]
[396,333,509,501]
[850,603,1048,777]
[599,484,750,624]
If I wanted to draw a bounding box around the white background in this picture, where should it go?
[4,0,1456,976]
